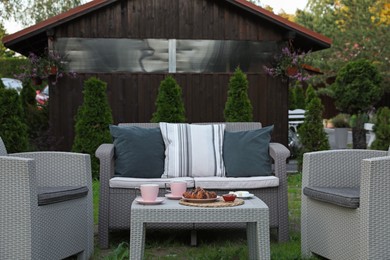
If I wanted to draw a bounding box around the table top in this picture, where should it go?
[131,196,268,211]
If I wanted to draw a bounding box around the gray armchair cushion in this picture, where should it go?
[303,186,360,209]
[110,125,165,178]
[223,125,273,177]
[38,186,89,206]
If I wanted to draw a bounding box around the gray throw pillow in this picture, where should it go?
[109,125,165,178]
[223,125,273,177]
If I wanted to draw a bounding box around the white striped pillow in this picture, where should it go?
[159,123,226,178]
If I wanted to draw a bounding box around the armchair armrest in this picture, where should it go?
[9,152,92,188]
[302,150,387,188]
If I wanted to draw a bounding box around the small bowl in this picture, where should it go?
[222,194,236,202]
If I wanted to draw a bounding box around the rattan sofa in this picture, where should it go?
[96,122,290,248]
[301,149,390,260]
[0,137,93,260]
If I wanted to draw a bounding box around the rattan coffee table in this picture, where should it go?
[130,196,270,260]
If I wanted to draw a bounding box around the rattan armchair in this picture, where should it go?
[0,137,93,259]
[301,149,390,260]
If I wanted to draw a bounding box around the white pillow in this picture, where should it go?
[159,123,226,178]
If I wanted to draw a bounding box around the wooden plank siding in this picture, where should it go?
[49,0,290,150]
[55,0,282,41]
[50,73,287,151]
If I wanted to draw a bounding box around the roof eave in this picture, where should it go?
[2,0,116,48]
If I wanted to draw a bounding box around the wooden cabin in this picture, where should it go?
[3,0,331,150]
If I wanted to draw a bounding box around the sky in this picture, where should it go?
[3,0,309,34]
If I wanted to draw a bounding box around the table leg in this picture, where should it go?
[130,221,145,260]
[247,221,270,260]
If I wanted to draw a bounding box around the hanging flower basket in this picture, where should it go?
[48,66,58,75]
[287,66,298,76]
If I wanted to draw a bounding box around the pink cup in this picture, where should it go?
[170,181,187,197]
[140,184,159,202]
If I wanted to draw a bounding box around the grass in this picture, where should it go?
[92,173,318,259]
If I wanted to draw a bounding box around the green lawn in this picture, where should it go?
[92,173,318,259]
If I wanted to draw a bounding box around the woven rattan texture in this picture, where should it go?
[301,150,390,260]
[0,137,93,260]
[96,122,290,248]
[179,198,244,207]
[130,197,270,259]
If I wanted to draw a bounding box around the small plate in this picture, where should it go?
[229,191,254,199]
[135,197,165,205]
[182,196,220,203]
[165,193,182,200]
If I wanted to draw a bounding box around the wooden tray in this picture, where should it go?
[179,198,244,207]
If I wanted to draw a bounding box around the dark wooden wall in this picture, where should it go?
[50,73,288,151]
[56,0,283,42]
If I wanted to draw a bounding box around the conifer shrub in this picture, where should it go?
[0,87,29,153]
[297,85,330,168]
[151,75,186,123]
[72,77,113,179]
[224,67,253,122]
[293,85,306,109]
[331,59,383,148]
[20,81,49,150]
[371,107,390,150]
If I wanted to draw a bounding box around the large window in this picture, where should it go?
[56,38,277,73]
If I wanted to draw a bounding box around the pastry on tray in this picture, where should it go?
[183,187,217,199]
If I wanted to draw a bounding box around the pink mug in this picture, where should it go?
[140,184,159,202]
[170,181,187,197]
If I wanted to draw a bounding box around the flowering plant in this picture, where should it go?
[263,46,312,82]
[16,50,76,85]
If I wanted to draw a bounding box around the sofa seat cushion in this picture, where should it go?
[193,176,279,190]
[38,186,89,206]
[110,177,195,189]
[303,186,360,209]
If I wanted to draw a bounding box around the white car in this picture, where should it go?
[1,78,23,94]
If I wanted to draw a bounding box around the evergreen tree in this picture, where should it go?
[371,107,390,150]
[297,85,330,168]
[293,85,306,109]
[331,59,383,149]
[72,77,113,179]
[20,81,49,150]
[288,87,296,110]
[224,67,253,122]
[0,88,29,153]
[151,75,186,123]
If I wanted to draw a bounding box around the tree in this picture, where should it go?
[224,67,253,122]
[330,59,383,148]
[1,0,85,27]
[371,107,390,150]
[297,85,330,168]
[20,80,49,150]
[0,86,29,153]
[295,0,390,87]
[72,77,113,179]
[151,75,186,123]
[0,23,16,58]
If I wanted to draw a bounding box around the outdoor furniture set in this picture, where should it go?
[96,122,291,248]
[301,149,390,260]
[0,137,93,259]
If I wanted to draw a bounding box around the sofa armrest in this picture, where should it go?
[269,142,290,178]
[95,143,115,185]
[302,150,387,188]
